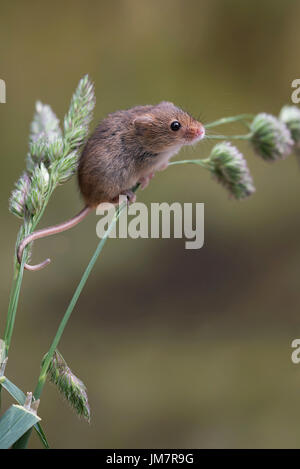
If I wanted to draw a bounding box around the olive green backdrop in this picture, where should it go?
[1,0,300,448]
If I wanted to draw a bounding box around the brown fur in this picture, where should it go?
[78,101,204,206]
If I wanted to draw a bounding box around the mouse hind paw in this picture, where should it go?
[120,190,137,204]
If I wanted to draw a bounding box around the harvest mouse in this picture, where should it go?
[17,101,205,271]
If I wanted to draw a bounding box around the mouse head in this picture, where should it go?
[133,101,205,153]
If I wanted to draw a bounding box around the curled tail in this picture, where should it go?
[17,206,92,272]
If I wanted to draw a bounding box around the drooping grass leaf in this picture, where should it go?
[0,404,40,449]
[0,376,49,449]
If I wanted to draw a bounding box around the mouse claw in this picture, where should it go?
[122,190,136,204]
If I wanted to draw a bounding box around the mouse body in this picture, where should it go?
[18,101,205,271]
[78,101,205,206]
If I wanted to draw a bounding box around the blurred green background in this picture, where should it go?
[1,0,300,449]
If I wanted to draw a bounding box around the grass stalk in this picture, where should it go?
[205,114,254,128]
[14,194,133,448]
[169,158,211,169]
[205,133,252,141]
[3,185,54,358]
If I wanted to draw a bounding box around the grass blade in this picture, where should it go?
[0,404,40,449]
[0,376,49,448]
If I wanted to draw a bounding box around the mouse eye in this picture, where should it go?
[170,121,181,131]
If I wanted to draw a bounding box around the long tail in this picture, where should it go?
[17,206,92,272]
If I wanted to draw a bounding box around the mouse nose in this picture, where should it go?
[195,124,205,138]
[186,123,205,141]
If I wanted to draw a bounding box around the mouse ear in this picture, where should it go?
[158,101,173,107]
[133,115,153,132]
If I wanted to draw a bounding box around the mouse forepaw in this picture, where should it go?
[139,172,155,190]
[158,162,168,171]
[121,190,137,204]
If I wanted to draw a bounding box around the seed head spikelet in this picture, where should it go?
[43,350,90,422]
[250,113,293,161]
[279,105,300,146]
[209,141,255,199]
